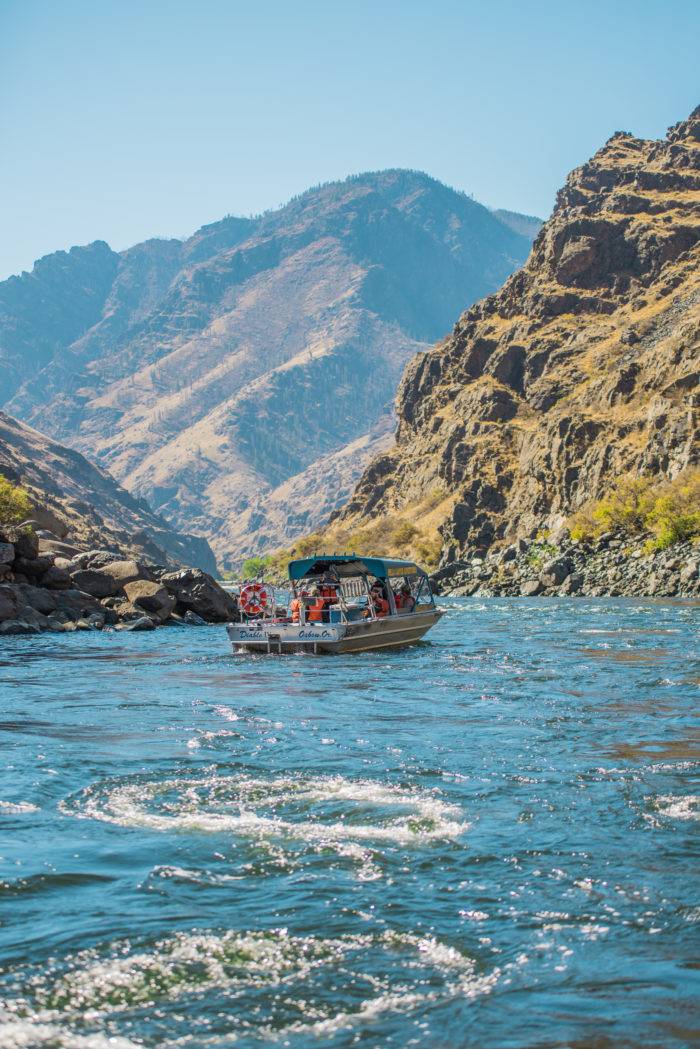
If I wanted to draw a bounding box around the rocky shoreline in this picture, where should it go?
[1,524,698,638]
[431,531,700,599]
[190,535,700,603]
[0,529,239,635]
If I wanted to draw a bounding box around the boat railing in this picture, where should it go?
[289,574,427,625]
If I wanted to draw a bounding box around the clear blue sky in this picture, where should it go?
[1,0,697,280]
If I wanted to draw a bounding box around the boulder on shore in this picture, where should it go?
[117,615,157,632]
[0,520,231,634]
[123,579,176,621]
[69,568,120,599]
[160,568,238,622]
[100,560,152,586]
[539,556,572,588]
[40,565,72,589]
[38,539,82,558]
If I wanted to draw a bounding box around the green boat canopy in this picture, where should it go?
[288,555,423,581]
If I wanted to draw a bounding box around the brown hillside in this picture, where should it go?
[329,108,700,567]
[1,171,537,568]
[0,412,216,572]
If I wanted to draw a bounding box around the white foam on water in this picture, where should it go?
[0,1014,138,1049]
[60,774,468,848]
[149,865,245,886]
[187,729,240,750]
[653,794,699,820]
[322,842,383,882]
[6,930,335,1024]
[212,705,240,722]
[0,801,38,814]
[4,929,493,1045]
[288,933,499,1040]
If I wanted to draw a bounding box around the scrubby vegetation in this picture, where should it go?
[240,554,274,579]
[569,469,700,551]
[526,538,557,566]
[0,477,32,528]
[248,489,451,582]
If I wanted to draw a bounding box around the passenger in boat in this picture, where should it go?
[394,583,415,613]
[290,588,309,623]
[369,581,390,618]
[319,574,339,604]
[307,586,327,623]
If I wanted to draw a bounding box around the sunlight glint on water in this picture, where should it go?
[1,597,698,1048]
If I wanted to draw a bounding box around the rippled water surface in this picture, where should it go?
[1,598,698,1048]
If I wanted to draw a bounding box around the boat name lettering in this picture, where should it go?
[298,629,333,640]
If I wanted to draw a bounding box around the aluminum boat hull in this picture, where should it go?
[227,608,443,654]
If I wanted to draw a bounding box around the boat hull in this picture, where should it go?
[226,609,443,654]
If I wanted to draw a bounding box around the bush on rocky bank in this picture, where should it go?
[569,470,700,553]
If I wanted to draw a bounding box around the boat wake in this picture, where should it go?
[1,928,497,1047]
[60,772,467,847]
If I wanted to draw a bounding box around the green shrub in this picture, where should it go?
[526,540,556,567]
[241,554,273,579]
[569,469,700,550]
[291,532,324,558]
[644,473,700,550]
[391,520,420,547]
[415,535,442,568]
[0,477,32,528]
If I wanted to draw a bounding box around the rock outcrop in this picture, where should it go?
[0,171,539,565]
[0,411,216,572]
[335,109,700,567]
[0,536,238,634]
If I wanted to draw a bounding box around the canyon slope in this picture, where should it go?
[0,171,538,567]
[0,412,216,572]
[331,108,699,564]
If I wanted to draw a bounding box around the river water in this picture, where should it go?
[1,597,698,1048]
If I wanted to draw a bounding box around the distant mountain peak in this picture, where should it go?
[0,172,540,566]
[491,209,544,241]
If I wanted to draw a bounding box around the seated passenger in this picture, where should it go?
[370,582,390,618]
[394,584,415,613]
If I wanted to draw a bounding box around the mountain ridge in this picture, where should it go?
[0,170,541,566]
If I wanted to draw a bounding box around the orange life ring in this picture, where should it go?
[240,583,269,616]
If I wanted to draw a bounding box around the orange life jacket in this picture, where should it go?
[290,598,301,623]
[308,598,325,622]
[373,596,389,618]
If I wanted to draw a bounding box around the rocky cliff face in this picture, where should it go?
[0,171,537,566]
[336,109,699,564]
[0,412,216,572]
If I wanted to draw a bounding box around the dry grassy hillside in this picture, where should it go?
[0,412,216,571]
[319,107,699,569]
[1,171,537,568]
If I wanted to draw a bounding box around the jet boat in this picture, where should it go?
[226,555,443,654]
